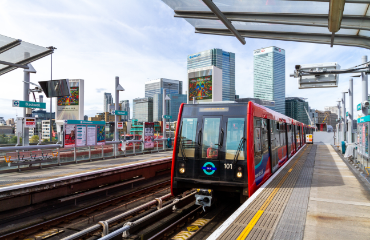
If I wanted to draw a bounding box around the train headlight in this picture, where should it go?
[179,167,185,174]
[237,171,242,178]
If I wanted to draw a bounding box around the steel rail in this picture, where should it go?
[0,180,170,240]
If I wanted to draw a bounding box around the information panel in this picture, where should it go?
[87,125,97,146]
[76,125,87,147]
[64,120,105,148]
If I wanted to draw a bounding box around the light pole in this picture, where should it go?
[342,91,348,142]
[48,46,57,143]
[348,78,353,143]
[337,100,341,144]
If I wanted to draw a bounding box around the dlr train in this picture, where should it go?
[171,102,314,204]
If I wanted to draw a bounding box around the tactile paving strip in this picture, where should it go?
[272,145,317,240]
[217,145,313,240]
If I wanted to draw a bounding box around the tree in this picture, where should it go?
[42,138,49,143]
[30,135,39,143]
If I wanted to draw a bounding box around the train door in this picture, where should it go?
[222,117,246,182]
[278,122,287,165]
[293,125,297,152]
[197,116,223,180]
[287,124,292,157]
[253,117,270,186]
[269,120,279,173]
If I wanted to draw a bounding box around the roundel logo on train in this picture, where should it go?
[202,162,216,175]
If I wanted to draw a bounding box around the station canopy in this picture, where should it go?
[162,0,370,49]
[0,34,54,76]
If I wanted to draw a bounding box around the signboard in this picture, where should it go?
[346,112,348,117]
[117,122,123,129]
[306,134,313,143]
[56,79,84,120]
[12,100,46,109]
[143,122,154,149]
[166,122,170,130]
[115,110,128,115]
[24,118,36,128]
[76,125,87,147]
[163,115,172,119]
[297,62,340,89]
[64,124,76,148]
[357,103,362,111]
[64,120,104,147]
[87,125,96,146]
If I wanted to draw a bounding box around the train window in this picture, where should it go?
[177,118,198,158]
[202,118,221,160]
[225,118,245,160]
[254,118,262,165]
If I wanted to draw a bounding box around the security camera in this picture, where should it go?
[295,65,301,70]
[362,101,370,108]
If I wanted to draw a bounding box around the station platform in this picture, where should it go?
[208,144,370,240]
[0,151,172,212]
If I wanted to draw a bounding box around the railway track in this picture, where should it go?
[0,179,171,240]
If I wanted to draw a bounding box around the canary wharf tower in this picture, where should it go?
[253,46,286,115]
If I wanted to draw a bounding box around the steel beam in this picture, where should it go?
[175,11,370,31]
[195,28,370,49]
[0,49,54,76]
[0,60,29,69]
[0,39,21,54]
[328,0,345,33]
[201,0,246,45]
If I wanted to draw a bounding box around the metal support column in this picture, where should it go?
[362,56,368,116]
[342,92,347,141]
[348,78,353,143]
[23,52,30,146]
[115,76,120,156]
[337,101,342,144]
[162,89,166,138]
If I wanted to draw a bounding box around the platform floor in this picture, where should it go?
[209,144,370,240]
[0,151,171,190]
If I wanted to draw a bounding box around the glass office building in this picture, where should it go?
[153,94,187,122]
[187,48,235,101]
[133,97,153,122]
[253,46,285,114]
[145,78,182,97]
[120,100,130,121]
[103,92,113,112]
[285,97,309,125]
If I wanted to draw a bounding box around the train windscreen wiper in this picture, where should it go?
[233,137,246,164]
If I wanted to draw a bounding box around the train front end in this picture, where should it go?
[171,103,249,205]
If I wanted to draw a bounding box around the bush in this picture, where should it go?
[30,135,39,143]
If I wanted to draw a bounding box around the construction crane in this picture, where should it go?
[322,112,330,123]
[304,106,314,126]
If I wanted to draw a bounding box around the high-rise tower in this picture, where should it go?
[187,48,235,101]
[253,46,285,114]
[103,92,113,113]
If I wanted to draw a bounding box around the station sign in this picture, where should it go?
[12,100,46,109]
[117,122,123,129]
[115,110,128,115]
[306,134,313,143]
[163,115,172,119]
[357,103,362,111]
[346,112,348,117]
[24,118,36,128]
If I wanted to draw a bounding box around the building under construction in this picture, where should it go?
[285,97,310,125]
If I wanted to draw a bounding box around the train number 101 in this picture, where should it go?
[224,163,232,169]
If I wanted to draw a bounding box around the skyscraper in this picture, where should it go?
[133,97,153,122]
[285,97,309,125]
[253,46,285,114]
[153,93,187,122]
[103,92,113,112]
[187,48,235,101]
[120,100,130,121]
[145,78,182,97]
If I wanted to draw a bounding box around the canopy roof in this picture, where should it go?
[0,34,54,76]
[162,0,370,49]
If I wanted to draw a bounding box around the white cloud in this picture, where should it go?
[0,0,369,121]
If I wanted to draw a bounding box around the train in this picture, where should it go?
[171,101,314,205]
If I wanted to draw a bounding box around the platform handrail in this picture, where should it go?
[0,144,62,152]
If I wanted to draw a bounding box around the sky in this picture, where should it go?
[0,0,369,121]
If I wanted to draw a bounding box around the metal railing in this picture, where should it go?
[0,138,174,172]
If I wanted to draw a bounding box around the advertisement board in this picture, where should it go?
[143,122,154,149]
[97,125,106,145]
[87,125,97,146]
[189,75,212,101]
[64,124,76,148]
[24,118,36,128]
[306,134,313,143]
[56,79,84,120]
[117,122,123,130]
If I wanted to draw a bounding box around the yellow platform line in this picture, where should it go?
[236,147,308,240]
